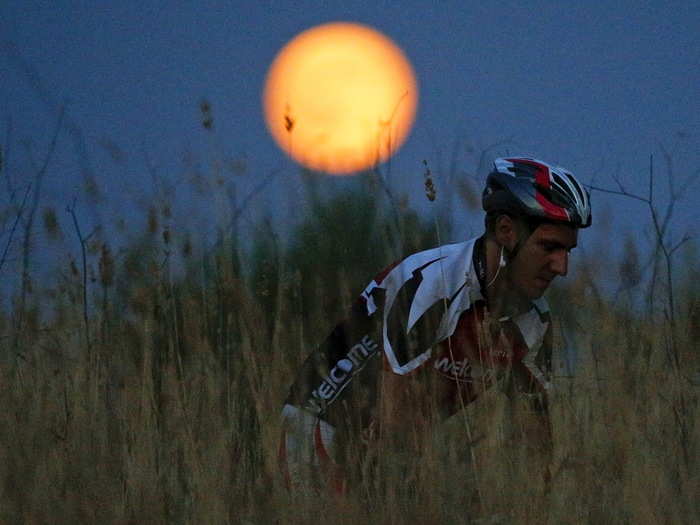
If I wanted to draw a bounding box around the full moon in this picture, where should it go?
[263,22,418,175]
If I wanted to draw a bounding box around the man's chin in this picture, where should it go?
[509,285,543,306]
[533,278,554,297]
[523,283,547,301]
[521,289,544,301]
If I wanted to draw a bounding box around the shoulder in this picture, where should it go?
[380,239,476,290]
[360,238,478,315]
[367,238,481,376]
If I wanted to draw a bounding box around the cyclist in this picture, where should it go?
[279,157,592,493]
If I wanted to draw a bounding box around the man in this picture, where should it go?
[279,157,592,493]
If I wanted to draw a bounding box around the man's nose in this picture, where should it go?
[551,251,568,276]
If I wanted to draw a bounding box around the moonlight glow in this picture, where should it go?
[263,22,418,175]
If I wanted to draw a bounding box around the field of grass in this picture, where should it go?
[0,161,698,524]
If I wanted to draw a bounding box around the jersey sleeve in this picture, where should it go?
[279,278,387,493]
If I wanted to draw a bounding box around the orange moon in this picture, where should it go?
[263,22,418,175]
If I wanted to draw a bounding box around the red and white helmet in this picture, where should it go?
[482,157,592,228]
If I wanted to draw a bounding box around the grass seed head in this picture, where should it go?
[99,243,114,288]
[200,98,214,130]
[83,172,102,203]
[619,235,641,289]
[181,236,192,258]
[69,257,79,278]
[42,207,62,241]
[284,104,295,133]
[423,159,436,201]
[147,206,158,235]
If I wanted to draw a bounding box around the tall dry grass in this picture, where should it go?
[0,149,697,523]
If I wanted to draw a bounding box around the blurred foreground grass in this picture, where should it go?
[0,172,698,524]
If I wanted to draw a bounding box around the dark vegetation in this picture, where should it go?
[0,109,698,523]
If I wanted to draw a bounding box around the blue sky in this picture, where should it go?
[1,1,699,288]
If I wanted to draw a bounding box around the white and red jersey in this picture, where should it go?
[279,235,552,492]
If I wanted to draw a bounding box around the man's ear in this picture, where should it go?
[494,214,517,251]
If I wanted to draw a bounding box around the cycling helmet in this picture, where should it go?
[482,157,592,228]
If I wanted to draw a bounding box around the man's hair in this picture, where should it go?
[484,212,541,237]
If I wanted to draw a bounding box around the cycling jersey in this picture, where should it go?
[279,235,553,492]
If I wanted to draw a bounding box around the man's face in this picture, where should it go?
[509,222,578,300]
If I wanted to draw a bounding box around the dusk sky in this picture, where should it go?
[2,1,699,286]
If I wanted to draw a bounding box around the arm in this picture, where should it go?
[279,298,384,493]
[279,403,344,493]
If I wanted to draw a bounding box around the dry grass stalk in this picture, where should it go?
[1,130,697,523]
